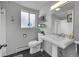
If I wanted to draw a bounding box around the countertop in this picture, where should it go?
[38,33,74,49]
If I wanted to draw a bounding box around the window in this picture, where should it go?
[21,11,35,28]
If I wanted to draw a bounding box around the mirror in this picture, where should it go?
[51,1,74,38]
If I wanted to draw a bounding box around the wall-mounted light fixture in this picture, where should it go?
[50,1,68,11]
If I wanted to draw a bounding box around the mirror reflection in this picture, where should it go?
[51,2,74,39]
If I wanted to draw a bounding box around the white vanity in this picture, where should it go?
[38,33,74,57]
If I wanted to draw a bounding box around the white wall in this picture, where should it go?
[1,2,39,55]
[56,20,73,34]
[73,2,79,41]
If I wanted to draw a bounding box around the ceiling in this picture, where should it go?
[52,1,74,20]
[11,1,74,20]
[12,1,57,10]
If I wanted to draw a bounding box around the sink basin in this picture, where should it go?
[38,33,74,49]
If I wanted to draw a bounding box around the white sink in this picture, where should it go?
[38,33,74,49]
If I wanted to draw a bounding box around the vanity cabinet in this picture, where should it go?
[43,41,52,56]
[58,43,76,57]
[42,40,75,57]
[38,33,74,57]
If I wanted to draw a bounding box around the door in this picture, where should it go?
[0,8,7,57]
[55,20,61,34]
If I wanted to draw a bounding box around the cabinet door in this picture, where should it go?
[43,41,52,56]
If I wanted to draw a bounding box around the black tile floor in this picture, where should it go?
[5,49,51,57]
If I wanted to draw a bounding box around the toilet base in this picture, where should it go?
[30,44,41,54]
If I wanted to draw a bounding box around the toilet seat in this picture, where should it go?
[28,40,42,47]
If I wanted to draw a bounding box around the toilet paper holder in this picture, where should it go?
[23,34,27,38]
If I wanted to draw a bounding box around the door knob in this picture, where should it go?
[0,44,7,49]
[0,45,3,49]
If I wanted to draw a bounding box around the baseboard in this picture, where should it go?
[4,48,51,57]
[4,48,30,57]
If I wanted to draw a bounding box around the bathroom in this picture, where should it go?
[38,1,74,57]
[0,1,79,57]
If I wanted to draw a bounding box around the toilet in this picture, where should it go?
[28,40,43,54]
